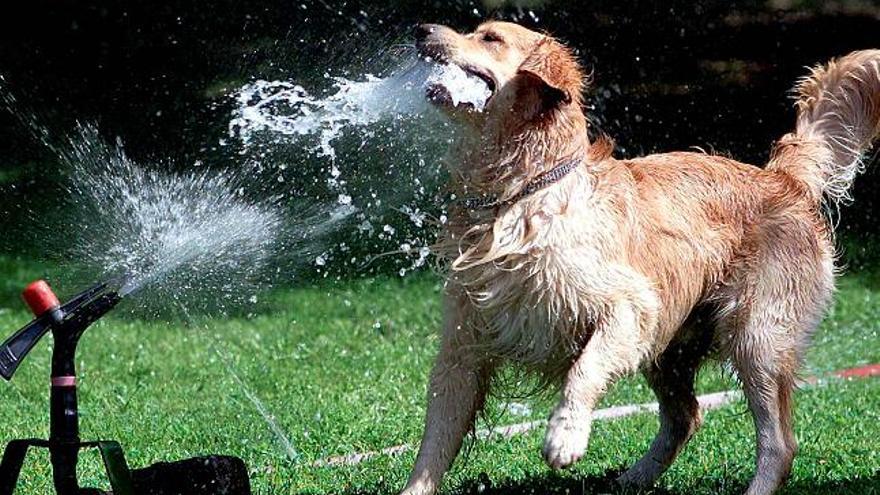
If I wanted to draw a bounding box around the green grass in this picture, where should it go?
[0,255,878,494]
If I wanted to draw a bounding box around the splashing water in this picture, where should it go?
[59,125,274,305]
[0,53,490,464]
[0,48,492,465]
[51,124,353,313]
[229,59,435,159]
[424,63,493,110]
[229,59,492,157]
[226,57,494,277]
[0,84,350,461]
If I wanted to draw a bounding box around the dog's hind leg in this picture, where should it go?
[542,299,655,470]
[720,229,834,495]
[616,331,709,488]
[732,349,799,495]
[401,293,493,495]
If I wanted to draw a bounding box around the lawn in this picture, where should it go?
[0,254,877,494]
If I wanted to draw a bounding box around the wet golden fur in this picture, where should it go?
[402,21,880,495]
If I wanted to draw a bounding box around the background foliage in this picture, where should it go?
[1,0,878,266]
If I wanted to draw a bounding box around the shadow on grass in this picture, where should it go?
[343,468,880,495]
[783,471,880,495]
[455,469,880,495]
[454,469,677,495]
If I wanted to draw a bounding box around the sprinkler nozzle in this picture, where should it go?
[22,279,64,323]
[1,279,121,381]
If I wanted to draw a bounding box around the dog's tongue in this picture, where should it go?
[425,64,491,110]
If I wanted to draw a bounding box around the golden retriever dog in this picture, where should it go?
[403,21,880,495]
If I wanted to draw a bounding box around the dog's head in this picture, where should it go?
[415,21,584,123]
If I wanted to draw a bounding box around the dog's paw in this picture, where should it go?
[398,489,432,495]
[615,465,659,490]
[398,481,436,495]
[542,413,590,469]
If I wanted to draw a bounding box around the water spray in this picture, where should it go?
[0,279,251,495]
[0,47,494,493]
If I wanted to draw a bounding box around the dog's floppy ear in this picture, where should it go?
[516,37,582,110]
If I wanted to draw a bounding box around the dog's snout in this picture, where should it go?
[414,23,442,42]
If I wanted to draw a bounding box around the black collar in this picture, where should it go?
[462,157,582,210]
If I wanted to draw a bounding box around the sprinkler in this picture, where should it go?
[0,279,252,495]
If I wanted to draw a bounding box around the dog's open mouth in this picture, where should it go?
[423,62,496,111]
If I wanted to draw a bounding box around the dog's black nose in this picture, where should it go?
[414,24,440,42]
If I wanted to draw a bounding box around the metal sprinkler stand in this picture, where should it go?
[0,279,251,495]
[0,279,134,495]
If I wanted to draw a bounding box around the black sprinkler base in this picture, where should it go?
[0,438,251,495]
[127,455,251,495]
[81,455,251,495]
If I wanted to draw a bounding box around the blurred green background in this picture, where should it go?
[0,0,878,267]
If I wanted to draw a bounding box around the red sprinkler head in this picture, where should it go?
[22,280,63,323]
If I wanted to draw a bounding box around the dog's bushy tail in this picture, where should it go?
[768,50,880,206]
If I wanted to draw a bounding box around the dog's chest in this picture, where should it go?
[459,246,612,369]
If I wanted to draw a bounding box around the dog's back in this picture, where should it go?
[616,50,880,360]
[610,150,827,341]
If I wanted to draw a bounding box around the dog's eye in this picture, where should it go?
[481,32,503,43]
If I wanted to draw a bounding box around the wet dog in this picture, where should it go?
[402,21,880,495]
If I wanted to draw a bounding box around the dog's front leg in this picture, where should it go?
[401,294,492,495]
[543,300,651,469]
